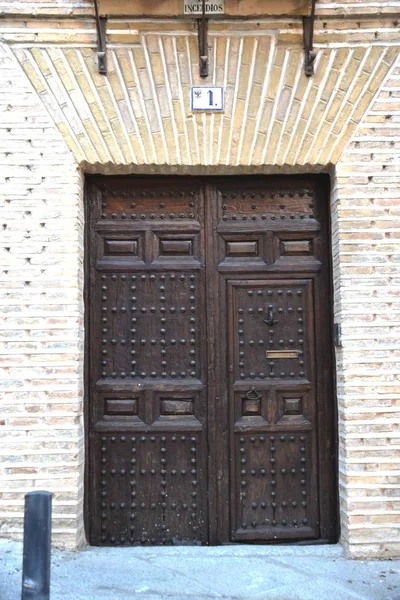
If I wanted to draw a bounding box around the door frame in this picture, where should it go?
[83,173,339,545]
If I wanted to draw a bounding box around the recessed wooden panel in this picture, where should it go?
[218,186,315,222]
[226,240,258,257]
[104,239,138,255]
[104,398,137,415]
[161,398,194,415]
[281,240,312,256]
[234,390,269,427]
[277,391,310,426]
[231,281,310,381]
[95,433,206,545]
[98,180,200,222]
[242,397,261,416]
[160,239,193,255]
[95,272,202,380]
[284,398,302,414]
[233,434,318,540]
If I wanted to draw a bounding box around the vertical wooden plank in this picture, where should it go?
[313,175,338,541]
[204,181,231,543]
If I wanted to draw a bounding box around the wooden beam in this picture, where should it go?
[98,0,311,18]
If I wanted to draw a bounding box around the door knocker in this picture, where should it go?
[246,387,261,401]
[263,303,277,326]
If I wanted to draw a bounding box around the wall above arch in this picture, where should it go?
[7,18,398,168]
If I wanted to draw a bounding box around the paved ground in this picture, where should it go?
[1,538,400,600]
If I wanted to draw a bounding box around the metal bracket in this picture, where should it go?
[334,323,342,347]
[303,0,317,77]
[94,0,107,75]
[197,0,209,78]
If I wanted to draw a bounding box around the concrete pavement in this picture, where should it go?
[1,538,400,600]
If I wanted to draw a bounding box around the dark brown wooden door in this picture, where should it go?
[86,175,337,546]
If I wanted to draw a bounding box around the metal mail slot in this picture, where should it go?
[265,351,300,359]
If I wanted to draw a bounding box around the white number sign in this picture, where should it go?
[190,86,224,112]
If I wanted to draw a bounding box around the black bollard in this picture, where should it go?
[21,491,52,600]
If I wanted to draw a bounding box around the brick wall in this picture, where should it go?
[0,44,84,549]
[334,56,400,558]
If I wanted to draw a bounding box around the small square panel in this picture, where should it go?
[97,232,144,268]
[242,397,261,416]
[161,398,194,415]
[280,240,312,256]
[284,397,302,415]
[104,239,138,255]
[277,391,310,425]
[160,239,193,256]
[104,398,138,416]
[226,241,259,257]
[154,234,200,266]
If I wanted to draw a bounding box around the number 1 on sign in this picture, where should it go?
[190,86,224,111]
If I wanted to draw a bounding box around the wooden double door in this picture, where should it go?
[86,175,337,546]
